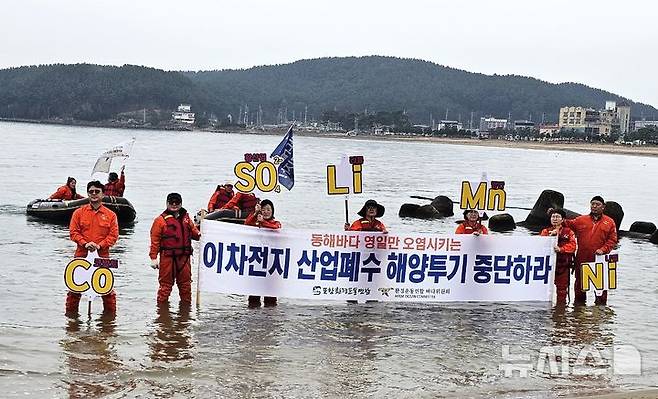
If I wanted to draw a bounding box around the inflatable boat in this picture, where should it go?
[26,196,137,226]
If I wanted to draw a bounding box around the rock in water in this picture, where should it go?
[650,230,658,245]
[431,196,454,217]
[603,201,624,232]
[629,221,657,235]
[414,204,443,219]
[399,203,421,218]
[522,190,565,228]
[489,213,516,232]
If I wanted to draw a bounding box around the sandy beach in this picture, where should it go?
[292,131,658,158]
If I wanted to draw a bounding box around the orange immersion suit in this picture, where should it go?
[66,204,119,314]
[244,211,280,305]
[150,208,200,304]
[455,222,489,235]
[104,171,125,197]
[564,214,617,305]
[50,185,84,200]
[540,226,576,304]
[348,218,387,232]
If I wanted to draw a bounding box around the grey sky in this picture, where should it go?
[2,0,656,108]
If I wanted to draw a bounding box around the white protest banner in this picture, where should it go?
[326,154,363,196]
[91,137,136,176]
[64,254,118,300]
[199,221,556,302]
[581,253,618,295]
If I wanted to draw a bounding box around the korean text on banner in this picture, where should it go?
[199,221,556,302]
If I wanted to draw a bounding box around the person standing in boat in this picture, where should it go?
[540,208,576,305]
[149,193,201,305]
[217,191,259,219]
[560,195,617,306]
[66,180,119,316]
[104,166,126,197]
[455,209,488,235]
[49,177,84,200]
[207,183,234,212]
[345,199,388,233]
[244,199,281,307]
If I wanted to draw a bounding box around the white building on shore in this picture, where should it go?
[172,104,195,124]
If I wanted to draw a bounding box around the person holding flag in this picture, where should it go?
[104,166,126,197]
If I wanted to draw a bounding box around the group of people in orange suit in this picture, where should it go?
[59,169,617,316]
[453,196,617,306]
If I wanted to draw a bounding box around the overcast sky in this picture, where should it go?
[2,0,656,108]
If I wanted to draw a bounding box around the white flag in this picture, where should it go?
[91,138,135,176]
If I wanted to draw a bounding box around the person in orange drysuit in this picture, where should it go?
[149,192,201,304]
[455,209,489,235]
[345,199,388,232]
[562,195,618,305]
[207,183,234,212]
[217,191,259,218]
[104,166,126,197]
[66,180,119,316]
[244,199,281,307]
[540,208,577,305]
[50,177,84,200]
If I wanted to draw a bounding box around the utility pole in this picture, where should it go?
[304,105,308,125]
[445,108,449,120]
[470,111,474,130]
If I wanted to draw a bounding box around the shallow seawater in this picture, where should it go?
[1,121,657,398]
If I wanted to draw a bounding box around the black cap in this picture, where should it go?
[591,195,605,204]
[108,172,118,182]
[167,192,182,204]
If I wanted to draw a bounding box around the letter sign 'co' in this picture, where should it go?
[234,153,280,193]
[64,258,116,297]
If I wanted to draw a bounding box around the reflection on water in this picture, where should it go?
[61,315,121,398]
[149,303,194,363]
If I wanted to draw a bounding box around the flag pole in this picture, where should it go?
[87,300,92,317]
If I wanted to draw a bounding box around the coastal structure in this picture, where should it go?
[513,120,535,130]
[172,104,195,124]
[479,117,508,133]
[558,101,631,135]
[437,120,462,130]
[634,120,658,130]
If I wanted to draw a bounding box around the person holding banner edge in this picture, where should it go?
[66,180,119,316]
[345,199,388,233]
[455,209,488,235]
[149,193,201,305]
[244,199,281,306]
[540,208,576,305]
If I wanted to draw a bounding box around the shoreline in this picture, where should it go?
[3,118,658,158]
[573,389,658,399]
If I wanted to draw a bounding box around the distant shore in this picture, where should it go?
[3,117,658,158]
[573,389,658,399]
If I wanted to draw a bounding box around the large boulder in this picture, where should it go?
[414,204,443,219]
[603,201,624,232]
[399,203,421,218]
[488,213,516,232]
[521,190,565,229]
[430,196,454,217]
[629,221,657,235]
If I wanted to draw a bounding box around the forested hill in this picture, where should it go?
[0,64,214,121]
[185,56,657,123]
[1,57,656,124]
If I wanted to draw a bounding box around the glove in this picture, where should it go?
[150,258,159,269]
